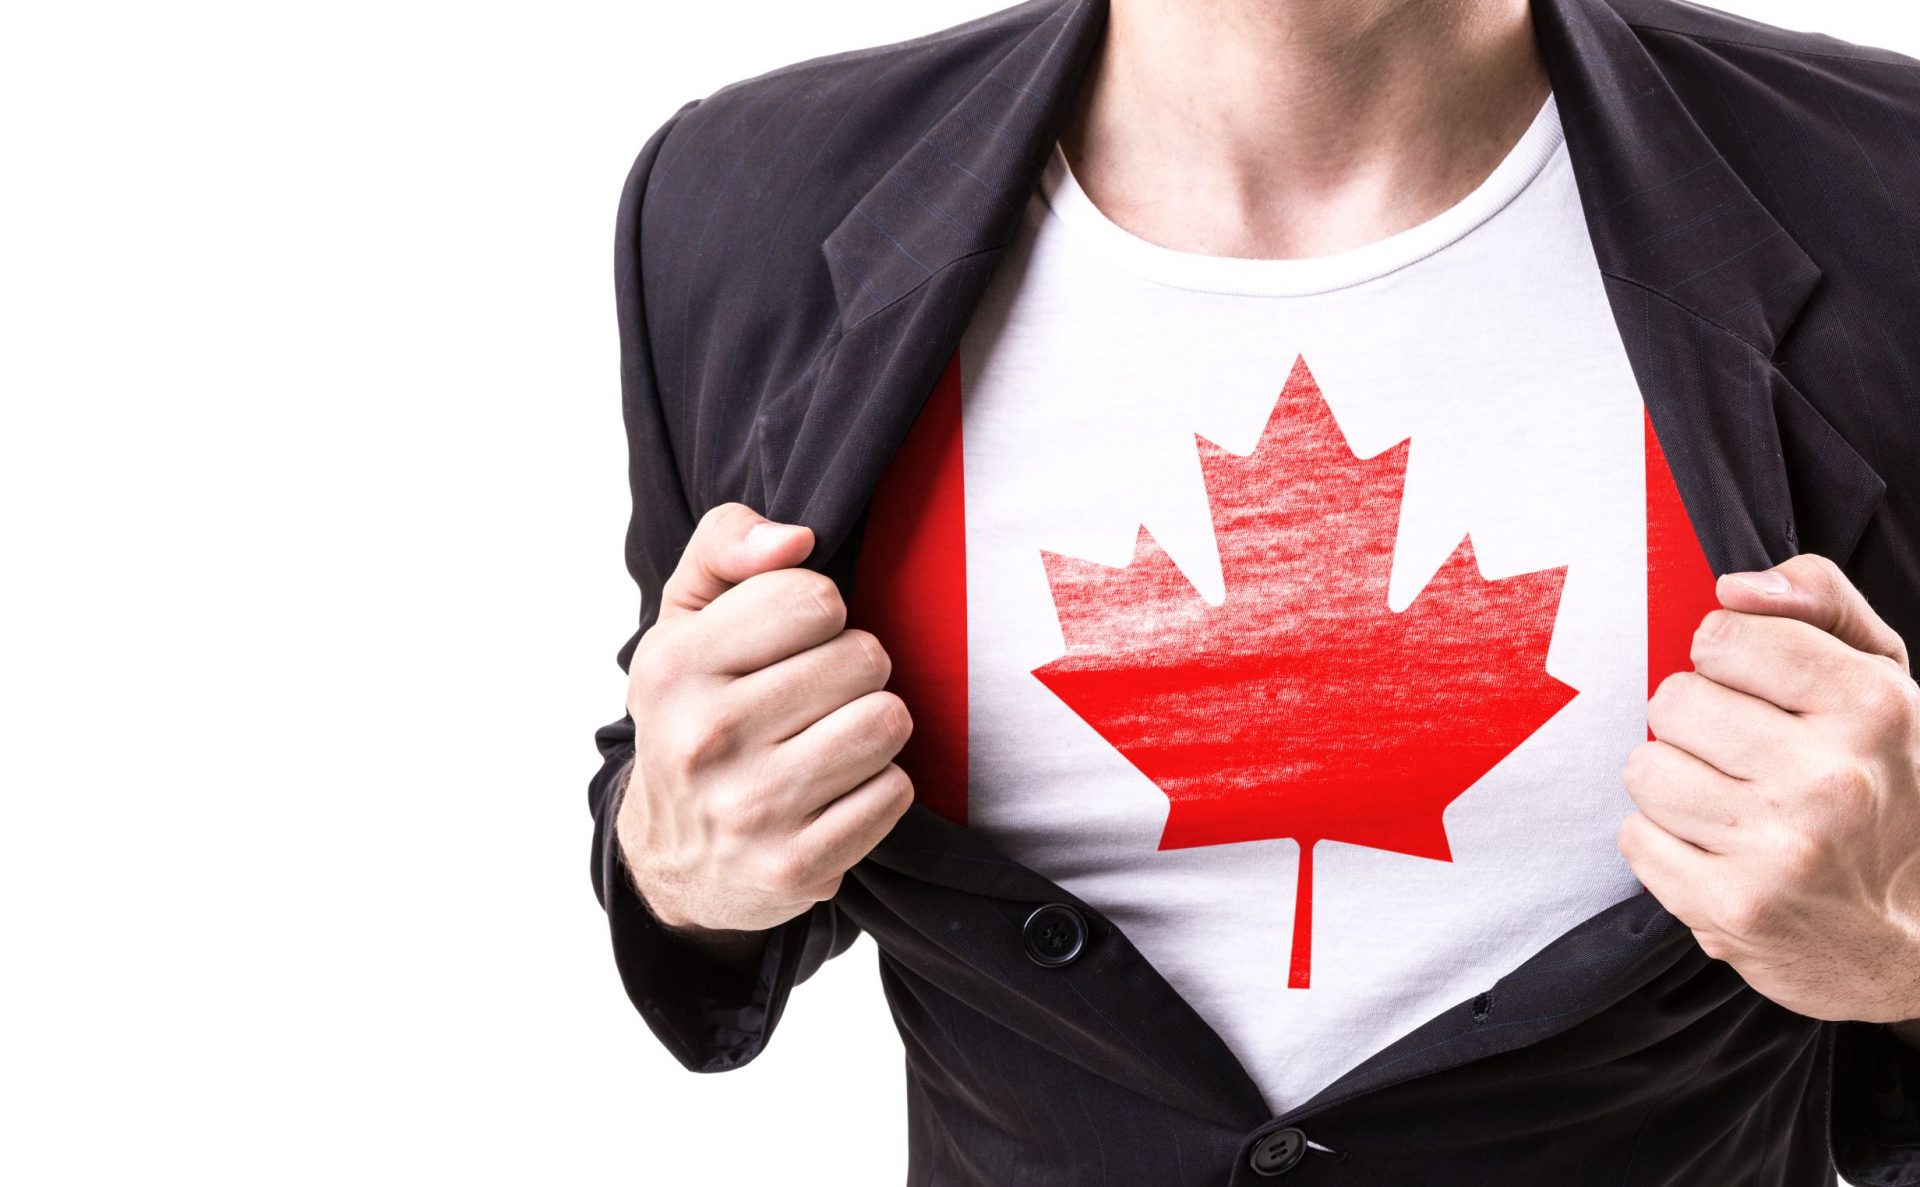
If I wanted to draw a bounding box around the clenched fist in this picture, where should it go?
[616,502,915,951]
[1619,552,1920,1032]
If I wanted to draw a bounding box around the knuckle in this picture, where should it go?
[1649,671,1683,708]
[871,691,914,745]
[626,637,665,704]
[1769,826,1828,887]
[1888,635,1913,675]
[1615,811,1644,860]
[704,694,747,739]
[711,780,776,834]
[1646,671,1694,730]
[883,765,917,815]
[697,784,740,830]
[1805,552,1844,583]
[699,501,752,535]
[865,761,907,803]
[1718,889,1777,940]
[1622,743,1659,793]
[1781,551,1834,588]
[1690,609,1735,661]
[1809,756,1876,809]
[672,710,738,773]
[779,569,845,632]
[809,572,848,627]
[1694,929,1734,962]
[845,629,892,684]
[1859,667,1919,729]
[758,846,817,896]
[633,626,693,692]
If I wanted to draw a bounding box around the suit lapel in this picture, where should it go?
[1535,0,1885,574]
[761,0,1107,565]
[816,0,1105,332]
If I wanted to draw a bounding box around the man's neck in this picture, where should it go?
[1057,0,1552,260]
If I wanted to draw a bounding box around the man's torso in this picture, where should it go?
[845,89,1726,1113]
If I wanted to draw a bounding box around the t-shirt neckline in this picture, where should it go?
[1038,90,1565,298]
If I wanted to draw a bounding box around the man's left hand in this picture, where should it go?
[1619,552,1920,1032]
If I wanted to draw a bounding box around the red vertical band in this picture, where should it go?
[846,349,971,825]
[1643,406,1722,740]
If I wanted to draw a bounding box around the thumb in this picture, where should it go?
[1716,553,1909,674]
[659,502,816,619]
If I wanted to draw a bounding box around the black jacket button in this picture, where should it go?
[1249,1127,1307,1176]
[1022,903,1087,967]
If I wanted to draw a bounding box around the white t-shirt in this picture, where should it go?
[845,90,1721,1116]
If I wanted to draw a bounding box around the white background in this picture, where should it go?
[1,2,1909,1183]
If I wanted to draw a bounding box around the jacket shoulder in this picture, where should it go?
[1610,0,1920,225]
[693,0,1056,109]
[657,0,1055,187]
[630,0,1059,308]
[1616,0,1920,72]
[1609,0,1920,278]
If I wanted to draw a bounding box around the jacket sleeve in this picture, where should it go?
[1832,1019,1920,1186]
[587,98,865,1074]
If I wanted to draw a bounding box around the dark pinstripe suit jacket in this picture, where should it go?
[588,0,1920,1181]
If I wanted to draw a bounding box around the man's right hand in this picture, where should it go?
[616,502,915,954]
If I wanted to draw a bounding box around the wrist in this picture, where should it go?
[614,764,778,970]
[624,847,776,969]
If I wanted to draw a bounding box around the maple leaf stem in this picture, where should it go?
[1288,840,1315,990]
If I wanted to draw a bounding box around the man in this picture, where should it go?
[588,0,1920,1180]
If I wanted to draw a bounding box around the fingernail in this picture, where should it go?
[747,521,800,551]
[1729,569,1791,595]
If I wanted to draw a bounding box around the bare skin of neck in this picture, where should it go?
[1057,0,1552,259]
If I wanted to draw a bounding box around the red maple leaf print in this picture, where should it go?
[1032,355,1577,989]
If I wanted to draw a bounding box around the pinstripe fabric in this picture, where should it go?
[589,0,1920,1181]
